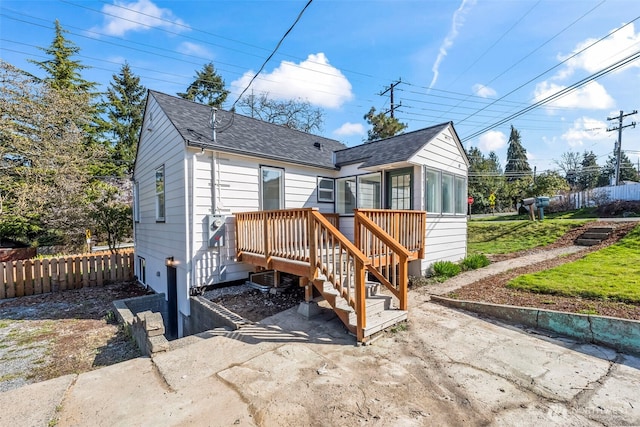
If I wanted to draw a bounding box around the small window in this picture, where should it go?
[138,256,146,284]
[442,173,454,214]
[336,176,356,215]
[133,181,140,222]
[155,166,165,221]
[425,168,441,213]
[357,173,381,209]
[455,175,467,215]
[260,166,284,210]
[317,177,334,203]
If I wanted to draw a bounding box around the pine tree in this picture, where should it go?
[178,62,228,107]
[504,125,531,182]
[30,20,95,92]
[578,151,599,190]
[363,107,407,141]
[105,63,146,176]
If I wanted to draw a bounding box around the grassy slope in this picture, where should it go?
[468,220,589,255]
[508,224,640,303]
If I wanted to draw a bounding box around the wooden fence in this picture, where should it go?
[0,249,135,300]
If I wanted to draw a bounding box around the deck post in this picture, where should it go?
[308,209,317,279]
[355,258,366,340]
[398,257,408,310]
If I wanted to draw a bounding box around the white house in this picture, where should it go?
[133,90,469,339]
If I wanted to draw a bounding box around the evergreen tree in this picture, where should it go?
[598,151,639,186]
[29,19,95,92]
[178,62,228,107]
[363,107,407,141]
[105,63,146,176]
[467,147,504,213]
[578,150,599,190]
[504,125,531,182]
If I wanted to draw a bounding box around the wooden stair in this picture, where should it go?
[312,277,407,339]
[575,226,614,246]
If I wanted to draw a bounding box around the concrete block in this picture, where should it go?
[147,335,169,354]
[537,310,592,342]
[430,297,539,328]
[143,312,165,337]
[297,301,321,318]
[590,316,640,356]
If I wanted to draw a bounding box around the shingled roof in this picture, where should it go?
[150,90,346,169]
[334,122,452,168]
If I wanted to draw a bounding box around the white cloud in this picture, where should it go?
[97,0,187,36]
[472,83,496,98]
[231,53,353,109]
[333,122,365,137]
[477,130,507,152]
[555,23,640,80]
[429,0,477,89]
[177,42,212,58]
[533,80,614,109]
[561,117,608,148]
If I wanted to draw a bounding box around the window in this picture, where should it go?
[441,173,454,214]
[425,166,467,216]
[133,181,140,222]
[455,175,467,215]
[387,168,413,210]
[357,173,381,209]
[336,176,356,214]
[260,166,284,210]
[425,169,441,213]
[138,257,146,284]
[317,177,335,203]
[155,166,165,221]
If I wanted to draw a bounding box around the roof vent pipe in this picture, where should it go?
[210,107,218,143]
[313,142,322,150]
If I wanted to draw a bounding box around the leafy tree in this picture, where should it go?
[578,151,599,190]
[532,171,569,196]
[105,63,146,176]
[363,107,407,141]
[504,125,531,182]
[238,92,324,133]
[178,62,228,107]
[554,151,581,189]
[467,147,504,213]
[0,61,101,249]
[88,183,132,253]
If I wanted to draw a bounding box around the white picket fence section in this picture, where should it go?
[569,183,640,208]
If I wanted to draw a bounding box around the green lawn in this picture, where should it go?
[472,208,598,222]
[507,224,640,303]
[468,220,589,255]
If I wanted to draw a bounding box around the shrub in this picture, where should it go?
[461,254,490,270]
[431,260,461,278]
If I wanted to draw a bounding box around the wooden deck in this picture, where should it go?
[235,208,425,342]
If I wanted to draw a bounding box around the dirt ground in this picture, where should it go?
[448,221,640,320]
[0,281,150,392]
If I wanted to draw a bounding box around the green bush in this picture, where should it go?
[461,254,490,270]
[431,261,461,278]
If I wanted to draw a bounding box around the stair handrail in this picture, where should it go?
[309,209,370,341]
[354,210,410,310]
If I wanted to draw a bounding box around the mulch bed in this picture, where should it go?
[449,222,640,321]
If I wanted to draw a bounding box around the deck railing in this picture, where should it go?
[354,211,412,310]
[354,209,426,258]
[235,208,370,340]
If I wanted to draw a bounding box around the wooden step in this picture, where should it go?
[580,232,610,240]
[585,227,614,233]
[575,238,602,246]
[362,309,408,338]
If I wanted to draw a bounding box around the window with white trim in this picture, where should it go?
[155,166,165,221]
[260,166,284,210]
[425,167,467,216]
[317,177,335,202]
[138,256,146,284]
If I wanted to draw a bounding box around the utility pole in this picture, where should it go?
[379,80,402,118]
[607,110,637,186]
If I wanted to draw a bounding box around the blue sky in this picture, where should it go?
[1,0,639,172]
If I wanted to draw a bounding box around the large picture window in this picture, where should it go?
[155,166,165,221]
[425,167,466,216]
[260,166,284,210]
